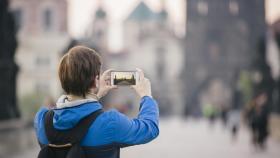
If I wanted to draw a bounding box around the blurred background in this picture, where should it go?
[0,0,280,157]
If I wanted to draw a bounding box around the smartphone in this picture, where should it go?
[111,71,139,86]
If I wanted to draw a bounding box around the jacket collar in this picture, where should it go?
[56,95,98,109]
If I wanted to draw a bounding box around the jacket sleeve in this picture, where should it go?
[34,107,49,144]
[112,96,159,146]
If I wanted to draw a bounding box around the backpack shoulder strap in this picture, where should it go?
[44,109,104,146]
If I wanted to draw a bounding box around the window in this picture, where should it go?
[13,9,23,31]
[156,45,166,78]
[96,29,104,38]
[229,1,239,15]
[197,1,208,16]
[43,9,53,31]
[237,20,248,34]
[208,42,220,60]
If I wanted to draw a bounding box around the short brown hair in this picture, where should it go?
[58,46,101,97]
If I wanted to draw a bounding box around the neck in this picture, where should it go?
[67,92,99,102]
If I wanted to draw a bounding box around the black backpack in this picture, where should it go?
[38,109,103,158]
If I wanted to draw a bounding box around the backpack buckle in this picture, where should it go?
[48,143,72,148]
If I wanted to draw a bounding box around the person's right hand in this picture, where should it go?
[131,68,152,98]
[97,69,117,99]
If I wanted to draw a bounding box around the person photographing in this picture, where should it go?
[34,46,159,158]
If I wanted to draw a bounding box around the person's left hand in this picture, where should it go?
[97,69,117,99]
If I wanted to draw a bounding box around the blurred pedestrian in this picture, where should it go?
[220,105,229,127]
[228,109,241,140]
[245,92,269,150]
[203,103,217,125]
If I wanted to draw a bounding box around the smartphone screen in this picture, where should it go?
[111,71,138,86]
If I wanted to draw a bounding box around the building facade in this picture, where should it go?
[106,1,184,115]
[9,0,70,99]
[183,0,266,114]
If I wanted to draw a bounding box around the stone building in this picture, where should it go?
[9,0,70,99]
[183,0,266,114]
[82,4,110,68]
[106,1,184,115]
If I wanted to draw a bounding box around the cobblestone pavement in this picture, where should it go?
[12,117,280,158]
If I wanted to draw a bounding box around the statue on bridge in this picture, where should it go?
[0,0,20,120]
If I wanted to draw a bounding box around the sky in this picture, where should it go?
[68,0,185,51]
[266,0,280,24]
[68,0,185,36]
[68,0,280,51]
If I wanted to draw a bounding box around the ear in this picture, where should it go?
[91,75,99,88]
[95,75,100,87]
[95,75,99,81]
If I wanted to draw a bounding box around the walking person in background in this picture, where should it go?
[245,92,269,150]
[220,105,229,127]
[203,103,217,126]
[34,46,159,158]
[228,108,241,141]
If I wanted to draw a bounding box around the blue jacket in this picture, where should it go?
[34,96,159,147]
